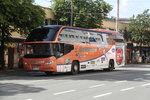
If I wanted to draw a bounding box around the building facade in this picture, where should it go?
[102,18,130,32]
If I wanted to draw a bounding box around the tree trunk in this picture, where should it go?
[139,43,142,56]
[0,27,5,69]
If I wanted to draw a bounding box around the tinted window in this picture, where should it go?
[89,37,96,42]
[26,28,59,42]
[24,43,74,58]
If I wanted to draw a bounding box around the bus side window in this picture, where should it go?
[102,34,108,45]
[65,34,68,37]
[89,37,97,44]
[100,35,103,42]
[64,44,74,54]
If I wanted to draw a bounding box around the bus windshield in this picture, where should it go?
[24,43,74,58]
[25,28,59,42]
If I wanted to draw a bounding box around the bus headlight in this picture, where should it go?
[45,61,54,65]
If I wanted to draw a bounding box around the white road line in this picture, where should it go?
[53,90,76,95]
[134,78,144,81]
[89,84,105,88]
[141,83,150,87]
[26,99,32,100]
[114,80,127,83]
[93,92,112,98]
[120,87,135,92]
[18,80,48,84]
[144,73,150,76]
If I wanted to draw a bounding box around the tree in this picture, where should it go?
[123,27,131,42]
[128,9,150,46]
[0,0,45,69]
[52,0,112,28]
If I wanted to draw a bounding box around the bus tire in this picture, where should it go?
[108,60,114,71]
[45,71,53,75]
[71,61,79,75]
[104,60,114,71]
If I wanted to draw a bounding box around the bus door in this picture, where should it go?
[77,44,89,70]
[100,34,109,68]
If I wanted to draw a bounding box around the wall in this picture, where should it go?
[102,19,129,31]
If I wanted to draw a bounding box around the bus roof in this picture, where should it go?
[36,25,63,29]
[35,25,121,35]
[91,29,121,35]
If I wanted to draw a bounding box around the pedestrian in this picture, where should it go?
[142,55,145,63]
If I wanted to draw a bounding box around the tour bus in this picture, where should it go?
[23,25,125,75]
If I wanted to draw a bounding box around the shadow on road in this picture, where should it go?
[0,83,46,96]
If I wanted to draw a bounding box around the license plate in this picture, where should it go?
[32,65,40,70]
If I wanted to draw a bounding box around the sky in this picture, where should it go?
[34,0,150,18]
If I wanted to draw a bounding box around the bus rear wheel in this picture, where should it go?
[104,60,114,71]
[71,61,79,75]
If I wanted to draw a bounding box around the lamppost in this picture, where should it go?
[70,0,73,26]
[116,0,119,32]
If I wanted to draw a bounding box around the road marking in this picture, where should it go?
[18,80,48,84]
[120,87,135,92]
[93,92,112,98]
[53,90,76,95]
[26,99,32,100]
[141,83,150,87]
[114,80,127,83]
[144,73,150,76]
[89,84,105,88]
[134,78,144,81]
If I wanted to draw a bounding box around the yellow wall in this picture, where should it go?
[11,32,22,37]
[102,19,116,30]
[41,7,55,19]
[102,19,129,31]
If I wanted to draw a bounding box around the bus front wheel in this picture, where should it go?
[71,61,79,75]
[45,71,53,75]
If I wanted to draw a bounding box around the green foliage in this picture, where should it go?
[128,9,150,46]
[123,27,131,42]
[0,0,45,36]
[52,0,112,28]
[0,0,45,68]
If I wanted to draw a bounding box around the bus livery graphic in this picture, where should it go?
[116,48,123,65]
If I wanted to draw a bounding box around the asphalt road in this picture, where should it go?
[0,64,150,100]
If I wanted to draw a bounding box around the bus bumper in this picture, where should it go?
[23,58,57,72]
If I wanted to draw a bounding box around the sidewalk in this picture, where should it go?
[124,63,150,67]
[126,63,150,65]
[0,68,23,74]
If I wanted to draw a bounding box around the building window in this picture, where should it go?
[45,19,48,25]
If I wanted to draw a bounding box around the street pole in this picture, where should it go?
[70,0,73,26]
[116,0,119,32]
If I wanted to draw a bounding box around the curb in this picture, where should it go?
[0,69,23,74]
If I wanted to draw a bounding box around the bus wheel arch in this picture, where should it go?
[70,60,80,75]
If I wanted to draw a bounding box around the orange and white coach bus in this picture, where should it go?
[23,25,125,75]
